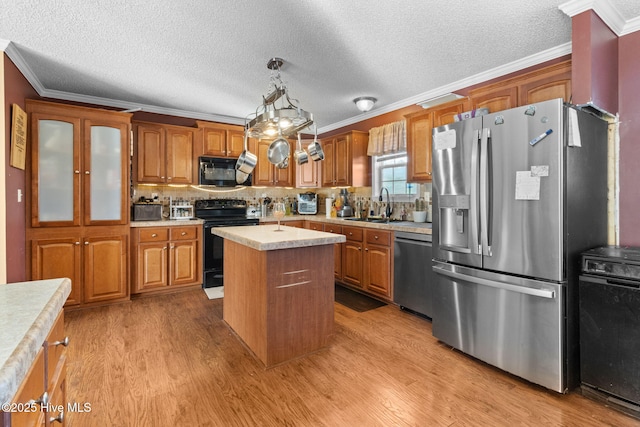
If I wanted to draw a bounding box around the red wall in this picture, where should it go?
[618,31,640,246]
[4,55,39,282]
[571,11,618,113]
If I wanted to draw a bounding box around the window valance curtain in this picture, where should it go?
[367,120,406,156]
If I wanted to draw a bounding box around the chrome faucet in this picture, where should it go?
[379,187,392,219]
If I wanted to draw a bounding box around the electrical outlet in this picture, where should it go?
[152,193,158,200]
[17,189,22,203]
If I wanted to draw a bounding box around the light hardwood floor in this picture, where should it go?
[64,289,639,427]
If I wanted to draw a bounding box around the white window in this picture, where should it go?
[371,152,418,202]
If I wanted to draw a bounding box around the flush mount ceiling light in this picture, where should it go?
[245,58,314,140]
[353,96,377,112]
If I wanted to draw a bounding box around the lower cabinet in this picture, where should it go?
[323,223,343,281]
[341,226,393,300]
[4,310,68,427]
[30,227,129,307]
[131,225,202,294]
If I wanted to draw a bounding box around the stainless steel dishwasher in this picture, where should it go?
[393,231,433,318]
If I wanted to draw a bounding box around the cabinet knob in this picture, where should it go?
[74,170,80,174]
[374,235,379,240]
[52,336,70,347]
[365,248,369,251]
[358,247,362,251]
[49,410,65,424]
[85,171,90,175]
[31,391,49,407]
[84,241,89,245]
[75,241,80,245]
[163,246,167,251]
[349,232,353,236]
[151,233,158,238]
[167,177,172,180]
[181,232,187,236]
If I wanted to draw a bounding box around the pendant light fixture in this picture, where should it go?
[245,58,314,141]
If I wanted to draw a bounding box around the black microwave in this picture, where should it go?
[199,156,252,187]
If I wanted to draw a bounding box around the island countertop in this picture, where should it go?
[0,278,71,405]
[213,224,346,251]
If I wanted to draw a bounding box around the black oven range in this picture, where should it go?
[195,199,259,288]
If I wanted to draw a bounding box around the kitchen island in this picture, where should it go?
[213,224,345,367]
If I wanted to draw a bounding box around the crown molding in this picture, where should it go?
[318,42,572,134]
[1,39,244,125]
[559,0,640,36]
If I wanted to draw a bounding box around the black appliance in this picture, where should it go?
[199,156,252,187]
[195,199,258,288]
[579,246,640,412]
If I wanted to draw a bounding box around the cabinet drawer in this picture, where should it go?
[306,221,324,231]
[170,226,198,241]
[324,224,343,234]
[46,310,67,391]
[139,228,169,242]
[366,229,391,246]
[343,226,363,242]
[10,348,45,427]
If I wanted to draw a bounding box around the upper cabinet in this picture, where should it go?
[321,130,369,187]
[27,100,131,227]
[296,139,321,188]
[253,138,294,187]
[468,60,572,112]
[134,122,195,185]
[405,98,467,183]
[195,121,245,158]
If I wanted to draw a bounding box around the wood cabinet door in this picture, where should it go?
[519,73,572,105]
[170,240,198,286]
[364,243,392,298]
[83,234,128,303]
[136,124,166,183]
[406,111,433,182]
[321,139,336,187]
[166,127,194,184]
[31,237,82,306]
[83,118,130,226]
[274,163,293,186]
[296,140,319,188]
[254,139,275,185]
[137,242,168,291]
[324,224,343,281]
[342,240,363,288]
[227,129,246,157]
[433,100,468,126]
[334,135,351,186]
[201,126,226,156]
[468,85,518,114]
[30,113,82,228]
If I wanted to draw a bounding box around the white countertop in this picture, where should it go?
[0,278,71,405]
[213,224,346,251]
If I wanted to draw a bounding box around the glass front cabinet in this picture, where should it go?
[26,100,132,307]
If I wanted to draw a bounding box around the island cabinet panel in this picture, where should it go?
[4,309,68,427]
[223,240,335,367]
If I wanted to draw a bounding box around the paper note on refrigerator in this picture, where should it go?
[433,129,456,150]
[515,171,540,200]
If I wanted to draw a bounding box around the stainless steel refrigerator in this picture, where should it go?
[431,98,608,393]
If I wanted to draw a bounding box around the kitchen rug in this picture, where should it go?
[335,284,386,312]
[204,286,224,300]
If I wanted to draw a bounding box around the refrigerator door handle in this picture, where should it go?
[470,130,481,254]
[480,128,492,257]
[433,264,556,299]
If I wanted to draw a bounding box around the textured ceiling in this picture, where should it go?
[2,0,640,132]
